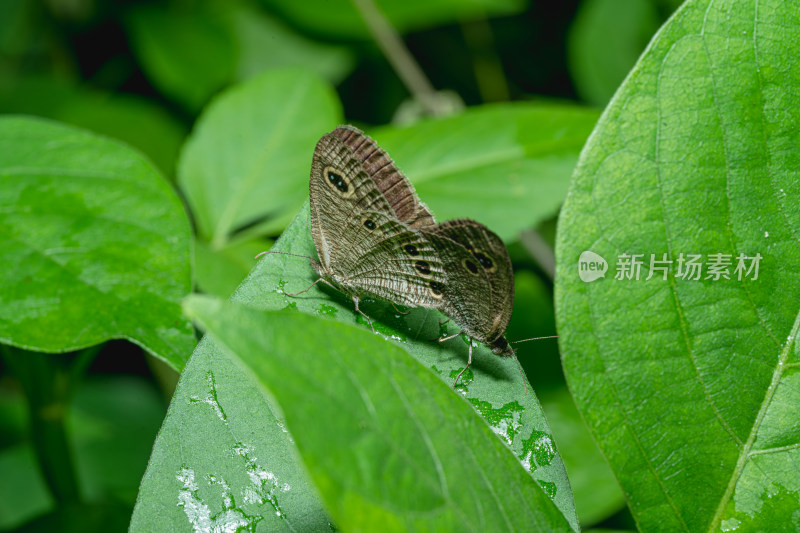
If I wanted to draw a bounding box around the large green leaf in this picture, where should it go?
[555,0,800,531]
[183,295,572,532]
[178,69,341,245]
[133,203,578,531]
[0,117,194,369]
[372,103,600,241]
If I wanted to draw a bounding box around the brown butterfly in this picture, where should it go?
[274,126,522,388]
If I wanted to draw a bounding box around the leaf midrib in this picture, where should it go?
[707,310,800,531]
[211,78,311,247]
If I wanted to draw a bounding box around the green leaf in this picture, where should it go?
[54,92,186,178]
[231,3,356,85]
[125,2,355,113]
[125,4,235,112]
[184,293,574,532]
[0,76,186,176]
[372,103,600,241]
[0,117,194,369]
[193,236,273,298]
[567,0,660,106]
[264,0,526,39]
[16,502,133,533]
[555,0,800,530]
[508,271,562,390]
[133,203,578,531]
[177,68,342,245]
[69,376,167,504]
[0,375,164,529]
[541,387,625,527]
[0,445,53,530]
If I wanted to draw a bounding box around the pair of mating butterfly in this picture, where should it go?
[274,126,540,390]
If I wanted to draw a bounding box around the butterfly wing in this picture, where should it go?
[310,131,397,269]
[310,131,445,308]
[427,219,514,346]
[331,126,436,229]
[336,210,446,308]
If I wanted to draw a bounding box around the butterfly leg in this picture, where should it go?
[432,331,461,343]
[433,331,460,342]
[285,277,327,296]
[452,339,474,389]
[352,296,376,334]
[389,302,411,315]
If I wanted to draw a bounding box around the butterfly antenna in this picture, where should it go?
[511,335,558,344]
[508,336,558,396]
[255,250,313,261]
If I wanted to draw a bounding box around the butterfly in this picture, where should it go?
[290,126,519,387]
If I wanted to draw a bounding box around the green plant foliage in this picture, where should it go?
[372,103,600,241]
[541,387,625,526]
[125,1,355,113]
[68,376,167,504]
[0,445,52,529]
[125,4,235,113]
[132,204,578,531]
[0,374,165,529]
[0,117,195,369]
[193,236,273,298]
[0,77,186,176]
[264,0,526,39]
[178,68,342,296]
[555,0,800,530]
[184,294,574,532]
[231,3,356,84]
[567,0,661,106]
[178,68,342,245]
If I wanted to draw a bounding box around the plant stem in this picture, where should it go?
[1,346,97,503]
[460,17,510,102]
[519,229,556,281]
[350,0,445,116]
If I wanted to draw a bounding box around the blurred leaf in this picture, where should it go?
[185,294,574,532]
[508,271,561,391]
[567,0,660,106]
[15,502,131,533]
[231,3,356,85]
[556,0,800,530]
[264,0,527,39]
[54,93,186,178]
[69,376,166,504]
[0,445,53,530]
[541,387,626,527]
[0,76,75,117]
[372,103,600,241]
[0,386,27,448]
[0,76,186,176]
[125,4,235,112]
[194,236,273,297]
[0,375,164,530]
[178,68,341,245]
[133,203,578,531]
[0,117,194,370]
[0,0,39,56]
[125,1,355,113]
